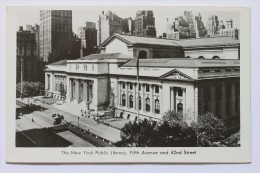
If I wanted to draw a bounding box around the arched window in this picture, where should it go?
[212,56,220,59]
[146,98,150,112]
[155,99,160,114]
[139,96,142,110]
[129,95,133,108]
[138,50,147,59]
[122,94,126,106]
[198,56,205,59]
[177,103,183,113]
[185,56,191,58]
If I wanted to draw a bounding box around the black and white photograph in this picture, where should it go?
[4,5,251,163]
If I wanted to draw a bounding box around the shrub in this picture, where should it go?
[191,112,226,146]
[116,111,197,147]
[16,81,44,98]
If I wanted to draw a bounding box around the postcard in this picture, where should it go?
[5,6,250,163]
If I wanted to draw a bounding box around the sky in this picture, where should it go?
[15,6,240,37]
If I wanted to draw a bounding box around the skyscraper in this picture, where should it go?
[194,13,207,38]
[122,17,135,35]
[78,21,97,56]
[133,10,156,37]
[98,11,124,45]
[206,15,219,36]
[39,10,73,63]
[219,19,239,40]
[183,11,196,35]
[16,26,38,83]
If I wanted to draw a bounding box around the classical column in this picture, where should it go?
[221,84,227,119]
[231,84,236,116]
[85,81,89,102]
[75,79,79,100]
[66,78,70,101]
[151,85,154,113]
[170,87,175,111]
[182,88,186,115]
[159,85,163,114]
[199,87,204,114]
[173,88,177,110]
[210,86,216,116]
[126,82,129,107]
[118,82,121,106]
[142,84,145,111]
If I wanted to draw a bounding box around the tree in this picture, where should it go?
[16,81,44,98]
[116,110,197,147]
[191,112,227,146]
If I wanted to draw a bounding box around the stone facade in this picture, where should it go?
[44,54,240,130]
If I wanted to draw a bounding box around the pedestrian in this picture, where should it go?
[32,118,34,122]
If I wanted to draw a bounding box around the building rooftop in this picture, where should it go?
[121,58,240,68]
[178,37,240,48]
[101,33,182,47]
[50,59,67,66]
[77,53,134,60]
[100,33,239,48]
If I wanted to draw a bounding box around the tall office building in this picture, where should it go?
[183,11,196,35]
[219,19,239,40]
[206,15,219,36]
[122,17,135,35]
[98,11,124,45]
[78,21,97,56]
[16,26,38,83]
[194,13,207,38]
[133,10,156,37]
[39,10,73,63]
[165,16,196,40]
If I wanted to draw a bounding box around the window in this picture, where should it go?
[177,103,183,113]
[129,95,133,108]
[129,83,133,90]
[155,99,160,114]
[122,94,126,106]
[145,84,150,92]
[155,85,159,93]
[212,56,220,59]
[138,96,142,110]
[122,83,125,89]
[177,88,183,97]
[198,56,205,59]
[146,98,150,112]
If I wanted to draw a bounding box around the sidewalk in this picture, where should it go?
[17,97,122,143]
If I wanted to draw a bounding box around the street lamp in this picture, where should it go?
[136,49,140,123]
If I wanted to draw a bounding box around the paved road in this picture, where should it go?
[17,98,122,143]
[57,131,95,147]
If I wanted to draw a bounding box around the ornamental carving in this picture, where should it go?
[165,72,187,80]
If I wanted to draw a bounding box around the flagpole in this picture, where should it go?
[136,49,140,122]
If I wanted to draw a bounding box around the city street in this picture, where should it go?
[16,97,122,144]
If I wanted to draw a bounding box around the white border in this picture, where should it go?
[1,0,260,172]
